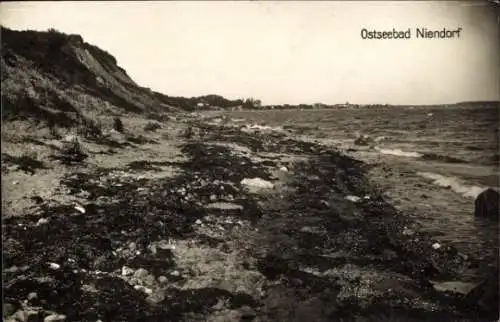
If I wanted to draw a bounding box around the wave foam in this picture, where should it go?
[417,171,486,199]
[374,147,468,164]
[243,124,283,132]
[374,147,423,158]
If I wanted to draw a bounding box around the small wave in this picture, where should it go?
[374,146,423,158]
[241,123,285,133]
[231,118,247,123]
[374,136,388,143]
[374,147,469,164]
[417,171,486,199]
[420,153,467,164]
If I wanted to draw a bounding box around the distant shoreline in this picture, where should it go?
[236,101,500,112]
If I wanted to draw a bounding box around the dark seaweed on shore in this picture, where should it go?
[3,120,497,321]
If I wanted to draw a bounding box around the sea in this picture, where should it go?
[225,104,499,280]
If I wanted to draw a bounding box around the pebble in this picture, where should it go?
[147,244,157,255]
[157,241,175,250]
[345,195,361,203]
[122,266,134,276]
[300,226,315,233]
[279,166,288,172]
[134,285,153,295]
[27,292,38,301]
[48,262,60,270]
[432,243,441,250]
[133,268,149,279]
[170,270,180,277]
[128,242,137,251]
[144,274,156,286]
[44,313,67,321]
[402,227,415,236]
[195,219,202,225]
[210,194,217,201]
[146,290,166,304]
[74,205,86,214]
[158,276,168,284]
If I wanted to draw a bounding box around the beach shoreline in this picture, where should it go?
[4,112,497,321]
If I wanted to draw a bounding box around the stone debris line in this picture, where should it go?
[2,118,498,322]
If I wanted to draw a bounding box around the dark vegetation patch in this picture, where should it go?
[3,165,213,319]
[181,142,272,182]
[1,152,48,174]
[91,136,134,149]
[77,117,103,140]
[20,137,48,146]
[2,137,274,320]
[146,112,170,122]
[144,121,162,132]
[158,288,259,320]
[113,117,124,133]
[1,94,79,127]
[191,121,335,157]
[125,160,177,172]
[253,147,473,320]
[52,138,88,165]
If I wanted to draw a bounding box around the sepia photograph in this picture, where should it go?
[1,1,499,321]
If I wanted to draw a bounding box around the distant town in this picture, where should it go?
[163,93,499,112]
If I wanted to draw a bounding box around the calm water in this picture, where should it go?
[226,105,499,275]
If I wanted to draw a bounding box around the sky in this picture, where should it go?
[1,1,499,105]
